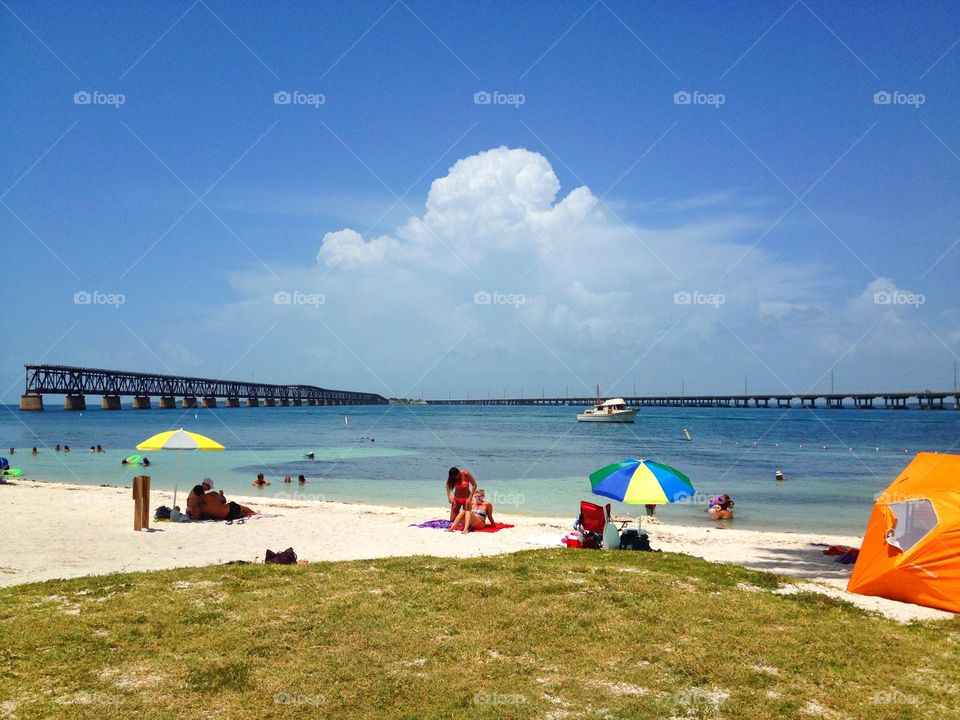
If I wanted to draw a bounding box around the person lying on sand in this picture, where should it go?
[448,487,495,534]
[187,484,257,520]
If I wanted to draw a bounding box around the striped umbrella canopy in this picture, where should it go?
[589,458,694,504]
[136,429,225,451]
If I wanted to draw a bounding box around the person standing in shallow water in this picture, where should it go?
[446,467,476,522]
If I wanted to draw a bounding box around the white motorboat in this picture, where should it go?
[576,397,636,423]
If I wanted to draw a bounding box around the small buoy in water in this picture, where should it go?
[775,443,780,448]
[875,448,880,452]
[682,427,692,442]
[822,445,827,450]
[799,444,804,448]
[344,416,349,426]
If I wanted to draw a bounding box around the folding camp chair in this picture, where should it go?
[576,500,612,549]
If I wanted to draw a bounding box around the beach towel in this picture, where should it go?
[410,519,514,533]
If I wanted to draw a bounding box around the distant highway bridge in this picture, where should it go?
[427,391,960,410]
[18,364,388,410]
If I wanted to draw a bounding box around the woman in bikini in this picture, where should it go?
[448,487,495,534]
[446,467,477,521]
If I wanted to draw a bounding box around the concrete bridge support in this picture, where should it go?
[278,399,289,406]
[20,394,44,411]
[263,398,276,407]
[64,394,86,411]
[246,398,259,407]
[159,396,176,409]
[101,395,121,410]
[854,397,875,409]
[132,395,151,410]
[202,397,218,409]
[292,398,302,406]
[884,397,908,409]
[826,397,844,409]
[224,397,239,408]
[182,396,198,409]
[20,395,43,411]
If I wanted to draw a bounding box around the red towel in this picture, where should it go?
[451,522,514,533]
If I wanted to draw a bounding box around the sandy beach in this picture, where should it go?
[0,480,951,622]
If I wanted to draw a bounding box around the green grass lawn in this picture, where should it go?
[1,550,958,719]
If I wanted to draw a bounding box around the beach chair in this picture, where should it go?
[576,500,611,549]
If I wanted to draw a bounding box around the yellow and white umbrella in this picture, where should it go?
[137,429,225,451]
[135,429,224,507]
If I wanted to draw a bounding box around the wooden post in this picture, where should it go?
[133,475,151,531]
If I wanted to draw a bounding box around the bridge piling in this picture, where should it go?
[158,396,176,409]
[224,398,239,408]
[182,396,198,409]
[19,394,43,411]
[132,395,151,410]
[202,397,218,409]
[101,395,121,410]
[64,394,86,411]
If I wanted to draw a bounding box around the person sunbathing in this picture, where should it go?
[187,484,257,520]
[448,488,496,534]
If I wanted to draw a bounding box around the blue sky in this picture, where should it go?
[1,0,958,402]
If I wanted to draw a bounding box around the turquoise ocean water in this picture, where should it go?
[2,403,958,535]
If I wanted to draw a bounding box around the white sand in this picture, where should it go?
[0,480,951,622]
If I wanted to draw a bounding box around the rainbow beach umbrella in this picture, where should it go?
[589,458,694,504]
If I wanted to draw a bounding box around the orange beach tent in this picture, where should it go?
[847,452,960,613]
